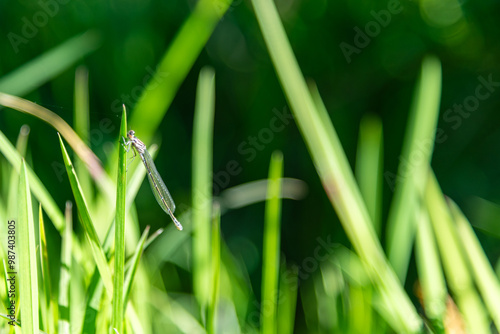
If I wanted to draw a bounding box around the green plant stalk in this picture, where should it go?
[0,130,65,232]
[449,199,500,331]
[39,205,56,334]
[112,107,128,333]
[355,114,383,236]
[58,134,113,296]
[251,0,422,331]
[129,0,232,147]
[385,56,442,282]
[207,205,221,334]
[0,30,100,96]
[414,206,445,332]
[74,66,93,203]
[192,67,216,312]
[18,159,39,333]
[261,151,283,334]
[123,226,150,307]
[58,201,73,333]
[425,171,489,333]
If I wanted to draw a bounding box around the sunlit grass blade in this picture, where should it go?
[0,31,100,96]
[355,114,383,236]
[74,66,93,202]
[39,205,56,334]
[0,130,65,232]
[18,159,39,333]
[112,106,128,333]
[261,151,283,334]
[58,201,73,333]
[449,199,500,331]
[0,94,115,203]
[385,56,442,282]
[414,206,446,332]
[207,205,221,334]
[425,170,489,333]
[250,0,422,331]
[58,134,113,297]
[6,125,30,215]
[128,0,232,146]
[123,226,150,308]
[192,67,216,312]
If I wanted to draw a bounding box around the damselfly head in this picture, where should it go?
[127,130,135,139]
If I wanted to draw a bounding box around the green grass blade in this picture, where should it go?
[207,205,221,334]
[58,134,113,297]
[39,205,56,334]
[128,0,232,146]
[385,55,442,282]
[123,226,150,308]
[425,170,489,333]
[192,67,216,311]
[261,151,283,334]
[355,115,384,236]
[414,206,445,332]
[74,66,93,202]
[112,106,128,333]
[58,201,73,333]
[250,0,422,331]
[450,199,500,331]
[18,159,39,333]
[0,31,100,96]
[0,130,65,232]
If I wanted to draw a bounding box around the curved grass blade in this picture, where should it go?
[0,93,115,203]
[58,134,113,296]
[18,159,39,333]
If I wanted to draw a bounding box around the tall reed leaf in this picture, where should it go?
[112,107,128,333]
[18,159,39,333]
[192,67,216,311]
[386,56,442,282]
[261,151,283,334]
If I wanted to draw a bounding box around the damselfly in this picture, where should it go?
[123,130,183,231]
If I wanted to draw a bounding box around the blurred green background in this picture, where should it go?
[1,0,500,332]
